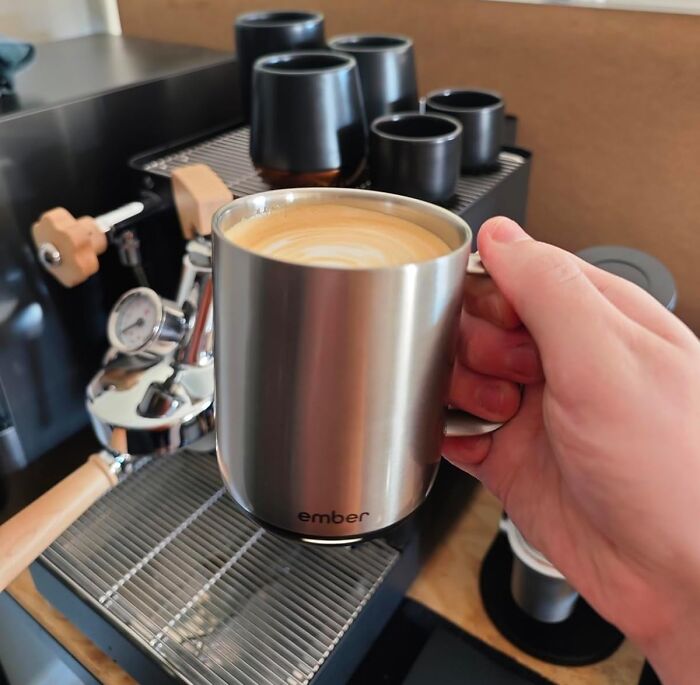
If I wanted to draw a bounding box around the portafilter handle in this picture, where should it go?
[0,450,131,593]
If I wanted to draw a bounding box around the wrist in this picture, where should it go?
[636,590,700,685]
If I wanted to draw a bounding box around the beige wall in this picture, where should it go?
[118,0,700,331]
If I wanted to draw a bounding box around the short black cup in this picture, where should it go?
[328,33,418,126]
[369,112,462,205]
[234,10,325,120]
[425,88,505,172]
[251,51,367,188]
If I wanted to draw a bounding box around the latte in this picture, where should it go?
[224,203,451,268]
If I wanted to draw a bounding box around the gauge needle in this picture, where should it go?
[122,317,145,333]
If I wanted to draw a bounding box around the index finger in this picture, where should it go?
[463,273,521,330]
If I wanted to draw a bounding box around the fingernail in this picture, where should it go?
[476,382,506,415]
[506,344,541,379]
[489,218,529,244]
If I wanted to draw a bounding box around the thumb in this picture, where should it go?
[477,217,620,367]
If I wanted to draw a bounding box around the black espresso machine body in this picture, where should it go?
[26,118,531,684]
[0,35,239,520]
[2,35,532,682]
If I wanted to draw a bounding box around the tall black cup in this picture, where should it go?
[234,10,325,120]
[251,51,367,188]
[369,112,462,205]
[425,89,505,172]
[328,34,418,126]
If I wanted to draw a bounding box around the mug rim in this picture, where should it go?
[254,50,356,76]
[370,111,462,144]
[235,10,324,28]
[328,33,413,53]
[425,87,504,113]
[212,187,472,273]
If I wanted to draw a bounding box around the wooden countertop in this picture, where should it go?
[7,486,644,684]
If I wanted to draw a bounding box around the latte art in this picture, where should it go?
[224,203,451,268]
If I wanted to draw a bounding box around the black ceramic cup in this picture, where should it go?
[250,51,367,188]
[234,10,325,120]
[328,33,418,126]
[425,88,504,172]
[369,112,462,205]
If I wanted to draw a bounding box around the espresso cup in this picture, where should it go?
[234,10,325,121]
[250,51,367,188]
[425,88,505,172]
[213,188,500,542]
[328,33,418,126]
[369,112,462,205]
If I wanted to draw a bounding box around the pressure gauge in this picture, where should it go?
[108,287,186,356]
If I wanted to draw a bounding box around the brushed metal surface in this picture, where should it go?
[213,188,471,540]
[41,451,398,685]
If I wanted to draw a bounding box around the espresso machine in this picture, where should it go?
[0,117,531,683]
[0,34,238,530]
[0,28,534,685]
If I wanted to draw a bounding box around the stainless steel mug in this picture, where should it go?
[250,51,367,188]
[369,112,462,205]
[426,88,505,172]
[234,10,325,121]
[328,33,418,126]
[213,188,499,542]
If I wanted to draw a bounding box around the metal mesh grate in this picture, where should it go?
[41,452,399,685]
[141,126,525,213]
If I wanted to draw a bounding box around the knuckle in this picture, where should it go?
[529,246,584,288]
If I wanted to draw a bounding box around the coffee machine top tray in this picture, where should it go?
[38,451,398,685]
[132,125,530,224]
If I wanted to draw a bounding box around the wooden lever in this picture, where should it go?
[32,208,108,287]
[171,164,232,239]
[0,453,118,592]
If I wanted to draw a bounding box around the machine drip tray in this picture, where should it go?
[35,452,402,685]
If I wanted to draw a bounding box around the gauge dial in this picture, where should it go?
[108,288,162,353]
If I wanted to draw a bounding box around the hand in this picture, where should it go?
[443,217,700,684]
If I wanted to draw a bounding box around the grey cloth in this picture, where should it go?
[0,35,35,93]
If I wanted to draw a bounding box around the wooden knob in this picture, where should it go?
[171,164,232,239]
[0,453,118,593]
[31,207,108,287]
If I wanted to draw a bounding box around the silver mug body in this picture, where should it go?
[212,188,471,541]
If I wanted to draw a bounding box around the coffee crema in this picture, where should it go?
[224,203,451,268]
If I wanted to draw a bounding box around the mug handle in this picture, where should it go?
[444,251,508,438]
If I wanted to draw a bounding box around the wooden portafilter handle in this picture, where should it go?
[0,452,120,592]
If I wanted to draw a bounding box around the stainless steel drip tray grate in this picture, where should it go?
[40,452,399,685]
[140,125,526,215]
